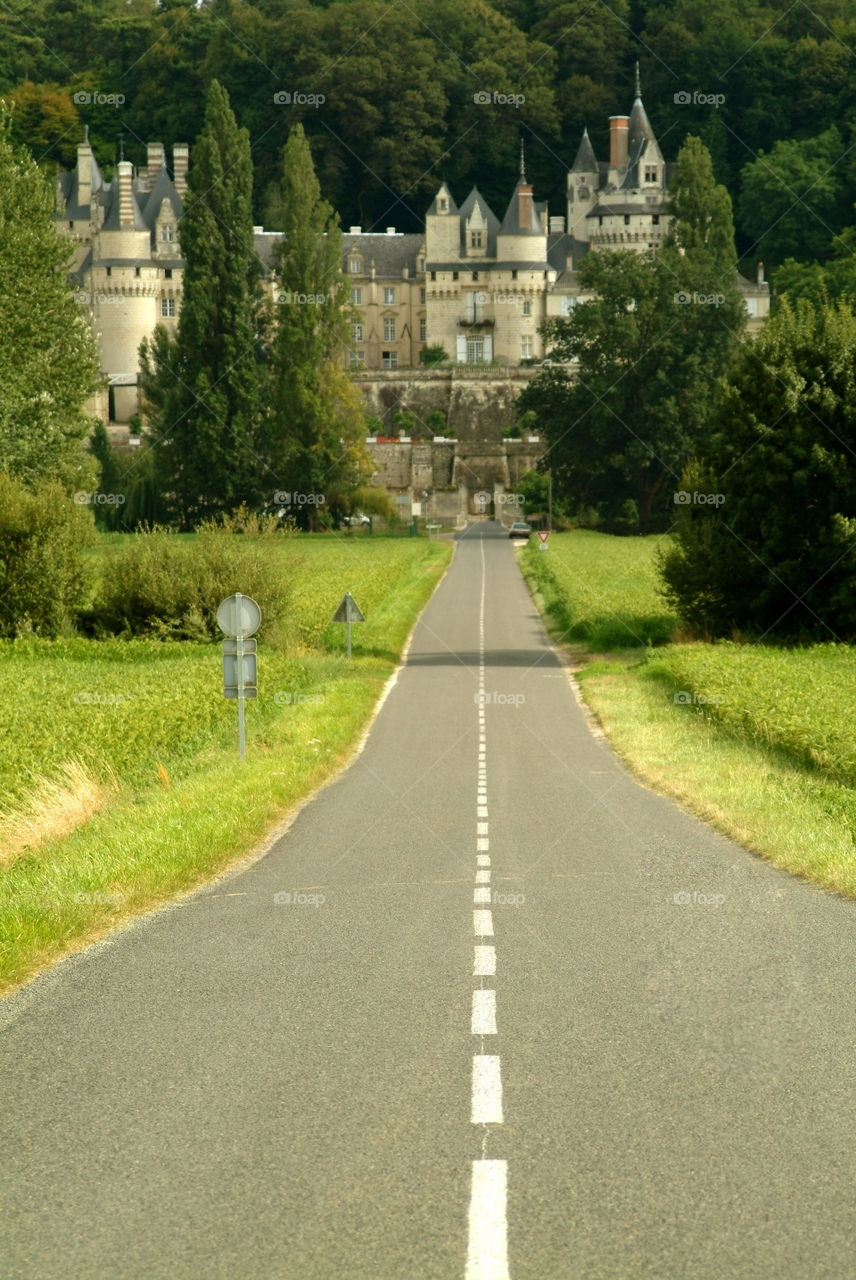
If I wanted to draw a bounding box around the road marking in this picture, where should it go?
[473,909,494,936]
[473,886,492,905]
[466,1160,509,1280]
[477,822,488,835]
[477,853,490,865]
[474,945,496,975]
[475,870,491,884]
[472,989,497,1034]
[477,840,489,852]
[471,1056,504,1123]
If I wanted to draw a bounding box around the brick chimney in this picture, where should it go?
[609,116,629,171]
[117,160,134,227]
[517,183,534,230]
[172,143,189,196]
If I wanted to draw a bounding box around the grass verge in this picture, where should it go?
[0,539,452,996]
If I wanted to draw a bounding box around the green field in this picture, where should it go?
[520,529,678,649]
[516,531,856,897]
[0,534,452,994]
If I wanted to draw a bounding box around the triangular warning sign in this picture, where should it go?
[537,530,550,544]
[332,592,365,623]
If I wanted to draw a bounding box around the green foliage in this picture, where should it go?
[660,297,856,640]
[93,513,294,641]
[425,410,448,436]
[0,104,99,489]
[263,124,370,527]
[140,80,265,530]
[420,344,449,366]
[520,528,677,649]
[0,472,95,638]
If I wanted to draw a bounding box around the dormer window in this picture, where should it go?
[160,224,174,242]
[645,165,658,183]
[471,231,483,248]
[438,197,448,212]
[349,258,362,273]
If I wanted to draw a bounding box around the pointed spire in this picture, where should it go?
[634,60,641,100]
[571,127,598,173]
[84,124,89,144]
[519,137,526,183]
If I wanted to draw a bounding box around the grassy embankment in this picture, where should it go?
[0,534,452,995]
[520,529,856,897]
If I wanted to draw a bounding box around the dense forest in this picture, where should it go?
[3,0,856,281]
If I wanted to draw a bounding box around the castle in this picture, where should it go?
[56,74,769,430]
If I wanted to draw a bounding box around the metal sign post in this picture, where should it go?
[217,593,261,758]
[332,592,365,659]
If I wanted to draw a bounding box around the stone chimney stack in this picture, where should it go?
[147,142,165,176]
[757,261,765,285]
[609,116,629,171]
[117,160,134,227]
[173,143,189,196]
[76,130,94,211]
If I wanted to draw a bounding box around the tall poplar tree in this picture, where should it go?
[0,104,99,489]
[140,79,264,528]
[263,124,369,527]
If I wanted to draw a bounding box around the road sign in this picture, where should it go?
[332,593,365,624]
[537,530,550,550]
[217,595,262,758]
[332,592,364,659]
[217,593,261,639]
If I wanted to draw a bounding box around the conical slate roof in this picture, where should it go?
[570,128,598,173]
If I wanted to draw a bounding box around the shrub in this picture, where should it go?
[94,508,295,640]
[420,344,448,366]
[0,472,95,637]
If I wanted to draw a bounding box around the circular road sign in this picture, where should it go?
[217,593,262,639]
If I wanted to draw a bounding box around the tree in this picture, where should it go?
[660,297,856,640]
[738,127,851,270]
[262,124,370,528]
[0,104,99,489]
[140,79,265,529]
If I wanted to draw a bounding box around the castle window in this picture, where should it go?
[349,258,362,273]
[624,215,630,225]
[106,267,112,277]
[511,270,518,280]
[645,165,658,183]
[135,266,141,277]
[420,288,426,303]
[438,198,448,212]
[383,317,396,341]
[523,300,531,316]
[349,350,365,366]
[652,214,660,226]
[420,318,427,340]
[161,298,175,317]
[383,287,395,304]
[160,224,174,242]
[164,268,173,279]
[382,350,398,369]
[351,287,362,304]
[472,272,479,281]
[353,322,364,342]
[452,271,459,281]
[521,336,533,359]
[471,231,483,248]
[430,272,436,282]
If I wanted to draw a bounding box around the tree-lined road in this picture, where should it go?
[3,524,856,1279]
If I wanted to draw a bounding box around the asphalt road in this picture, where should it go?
[3,523,856,1279]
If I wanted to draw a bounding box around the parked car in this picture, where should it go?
[508,521,532,539]
[342,513,371,526]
